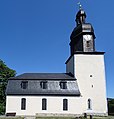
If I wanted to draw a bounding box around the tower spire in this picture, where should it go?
[70,6,96,54]
[76,3,86,25]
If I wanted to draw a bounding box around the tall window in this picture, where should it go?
[63,99,68,111]
[60,81,67,89]
[21,98,26,110]
[21,81,28,89]
[42,98,47,110]
[88,99,92,110]
[40,81,47,89]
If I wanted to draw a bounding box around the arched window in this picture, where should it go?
[63,99,68,111]
[42,98,47,110]
[21,98,26,110]
[88,98,92,110]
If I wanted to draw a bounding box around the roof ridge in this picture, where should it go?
[9,73,75,80]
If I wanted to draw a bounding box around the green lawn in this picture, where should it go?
[0,117,24,119]
[36,116,114,119]
[0,116,114,119]
[36,117,75,119]
[94,117,114,119]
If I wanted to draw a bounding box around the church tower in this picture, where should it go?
[66,8,108,115]
[70,9,95,54]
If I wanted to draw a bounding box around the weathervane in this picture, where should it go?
[77,1,82,10]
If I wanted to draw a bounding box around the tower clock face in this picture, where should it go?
[83,35,92,41]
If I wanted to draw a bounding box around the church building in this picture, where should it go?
[5,8,108,116]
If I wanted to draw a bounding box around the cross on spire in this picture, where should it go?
[77,1,82,10]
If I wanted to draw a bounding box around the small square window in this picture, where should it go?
[40,81,47,89]
[60,81,67,89]
[21,81,28,89]
[86,41,91,47]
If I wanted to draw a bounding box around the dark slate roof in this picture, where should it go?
[9,73,75,80]
[6,73,80,96]
[70,23,95,40]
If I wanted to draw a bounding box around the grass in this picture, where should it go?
[36,117,75,119]
[0,117,24,119]
[0,116,114,119]
[94,117,114,119]
[36,116,114,119]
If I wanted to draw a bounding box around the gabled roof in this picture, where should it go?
[9,73,75,80]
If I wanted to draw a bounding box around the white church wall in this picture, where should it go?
[6,96,83,116]
[73,54,108,115]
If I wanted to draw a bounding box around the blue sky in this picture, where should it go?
[0,0,114,98]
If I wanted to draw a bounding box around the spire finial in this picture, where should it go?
[77,1,82,10]
[76,2,86,25]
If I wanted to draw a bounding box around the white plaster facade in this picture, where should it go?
[6,96,83,116]
[66,54,108,115]
[6,54,108,116]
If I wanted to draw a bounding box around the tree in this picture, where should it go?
[0,59,16,115]
[108,98,114,115]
